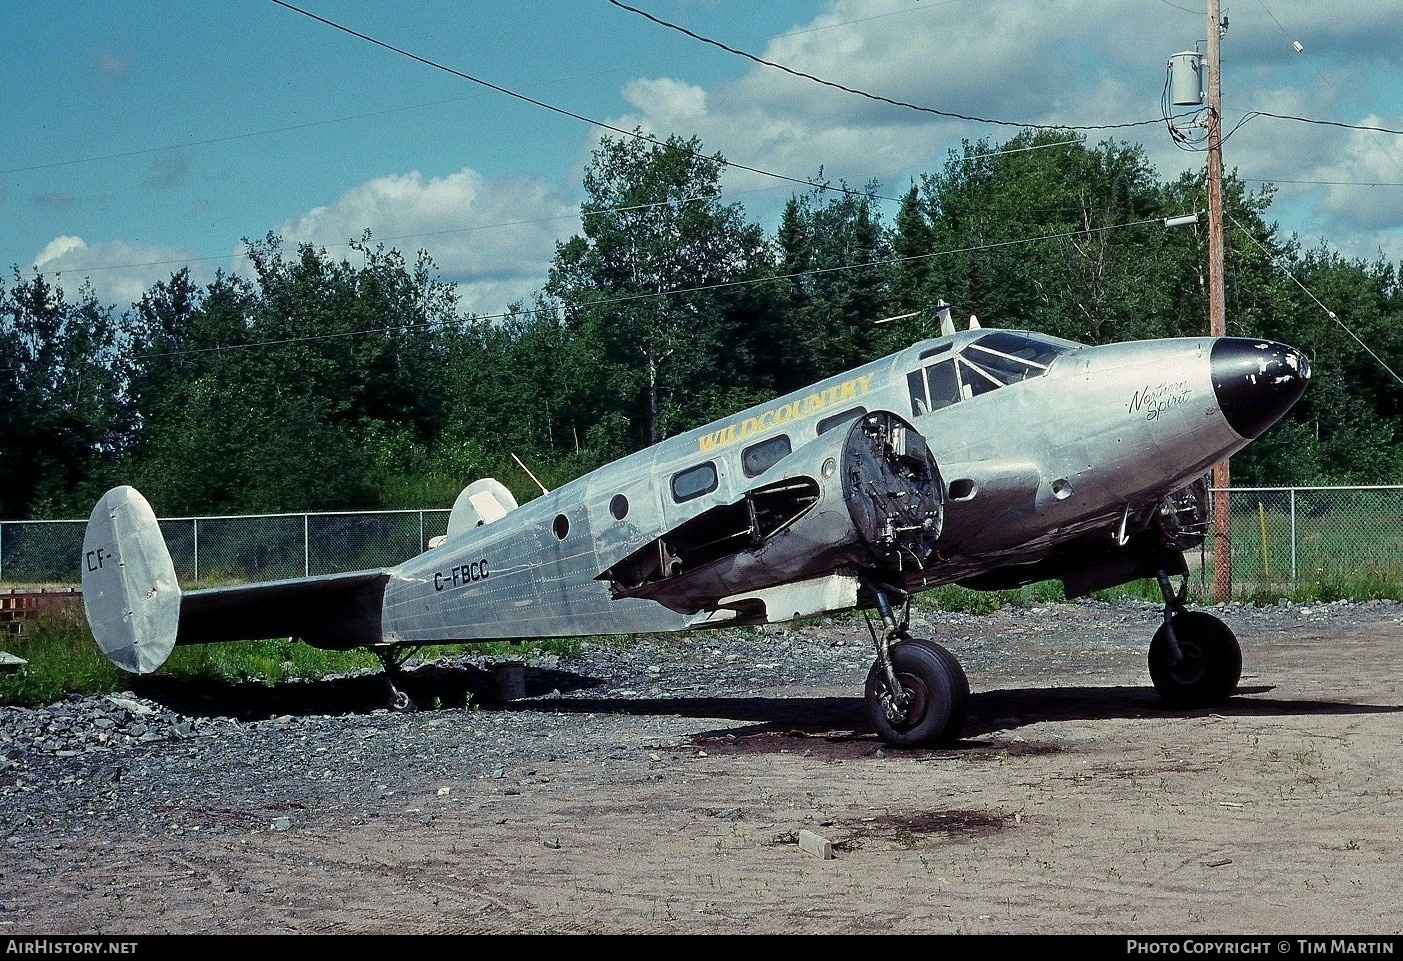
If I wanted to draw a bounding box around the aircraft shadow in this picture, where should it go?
[133,663,1403,757]
[131,660,606,721]
[521,683,1403,752]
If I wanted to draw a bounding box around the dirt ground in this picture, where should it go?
[5,600,1403,935]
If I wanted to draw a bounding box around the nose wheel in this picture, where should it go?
[1148,571,1241,705]
[863,587,968,746]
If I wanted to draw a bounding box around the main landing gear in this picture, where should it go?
[863,586,969,747]
[1148,570,1242,705]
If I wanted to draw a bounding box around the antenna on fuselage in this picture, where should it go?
[511,452,550,495]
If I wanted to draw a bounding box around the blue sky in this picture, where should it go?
[6,0,1403,320]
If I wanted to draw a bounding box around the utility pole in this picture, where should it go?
[1205,0,1231,602]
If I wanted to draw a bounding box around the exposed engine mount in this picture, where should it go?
[601,411,944,615]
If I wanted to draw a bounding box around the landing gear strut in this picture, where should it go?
[1147,570,1241,705]
[863,586,968,747]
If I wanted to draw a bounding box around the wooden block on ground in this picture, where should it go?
[798,828,833,860]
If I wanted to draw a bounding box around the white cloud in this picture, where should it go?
[270,168,579,316]
[622,77,708,125]
[33,235,88,267]
[27,236,211,308]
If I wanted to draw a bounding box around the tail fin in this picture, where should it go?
[80,486,180,673]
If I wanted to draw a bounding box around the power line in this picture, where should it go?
[1237,111,1403,138]
[1228,210,1403,387]
[607,0,1169,132]
[266,0,863,202]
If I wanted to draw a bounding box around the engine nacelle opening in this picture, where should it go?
[601,411,944,615]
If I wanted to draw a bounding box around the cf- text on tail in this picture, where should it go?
[81,486,182,673]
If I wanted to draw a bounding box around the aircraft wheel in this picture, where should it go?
[1148,611,1242,706]
[922,639,970,739]
[865,639,967,747]
[385,678,415,712]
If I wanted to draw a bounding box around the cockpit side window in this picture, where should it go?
[953,332,1073,396]
[907,369,929,416]
[926,359,960,410]
[909,359,960,415]
[912,331,1076,408]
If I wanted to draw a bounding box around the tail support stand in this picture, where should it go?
[1155,569,1188,667]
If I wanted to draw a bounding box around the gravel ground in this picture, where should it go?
[2,596,1401,935]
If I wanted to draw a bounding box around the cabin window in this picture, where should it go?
[817,406,865,435]
[742,434,792,478]
[553,513,570,539]
[610,493,629,520]
[671,462,718,503]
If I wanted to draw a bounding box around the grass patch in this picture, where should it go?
[0,610,606,709]
[0,610,129,707]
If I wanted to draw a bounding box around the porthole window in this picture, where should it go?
[553,513,570,539]
[742,434,792,477]
[671,462,718,503]
[610,493,629,520]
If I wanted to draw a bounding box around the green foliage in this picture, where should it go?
[0,272,128,518]
[774,177,894,385]
[544,131,780,451]
[162,638,384,684]
[0,612,128,707]
[916,580,1068,614]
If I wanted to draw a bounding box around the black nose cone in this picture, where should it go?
[1211,338,1312,439]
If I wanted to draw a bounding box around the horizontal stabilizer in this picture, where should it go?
[81,486,180,673]
[179,570,390,649]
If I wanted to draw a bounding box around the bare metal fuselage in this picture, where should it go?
[371,332,1297,647]
[82,326,1309,672]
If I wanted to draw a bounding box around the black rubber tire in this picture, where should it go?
[865,638,967,747]
[1148,611,1242,706]
[921,638,970,740]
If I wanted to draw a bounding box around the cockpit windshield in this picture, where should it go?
[908,331,1077,415]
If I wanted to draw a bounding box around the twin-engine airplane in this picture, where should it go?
[81,306,1311,746]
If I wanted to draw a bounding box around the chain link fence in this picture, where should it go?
[0,509,450,587]
[2,487,1400,600]
[1200,486,1403,601]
